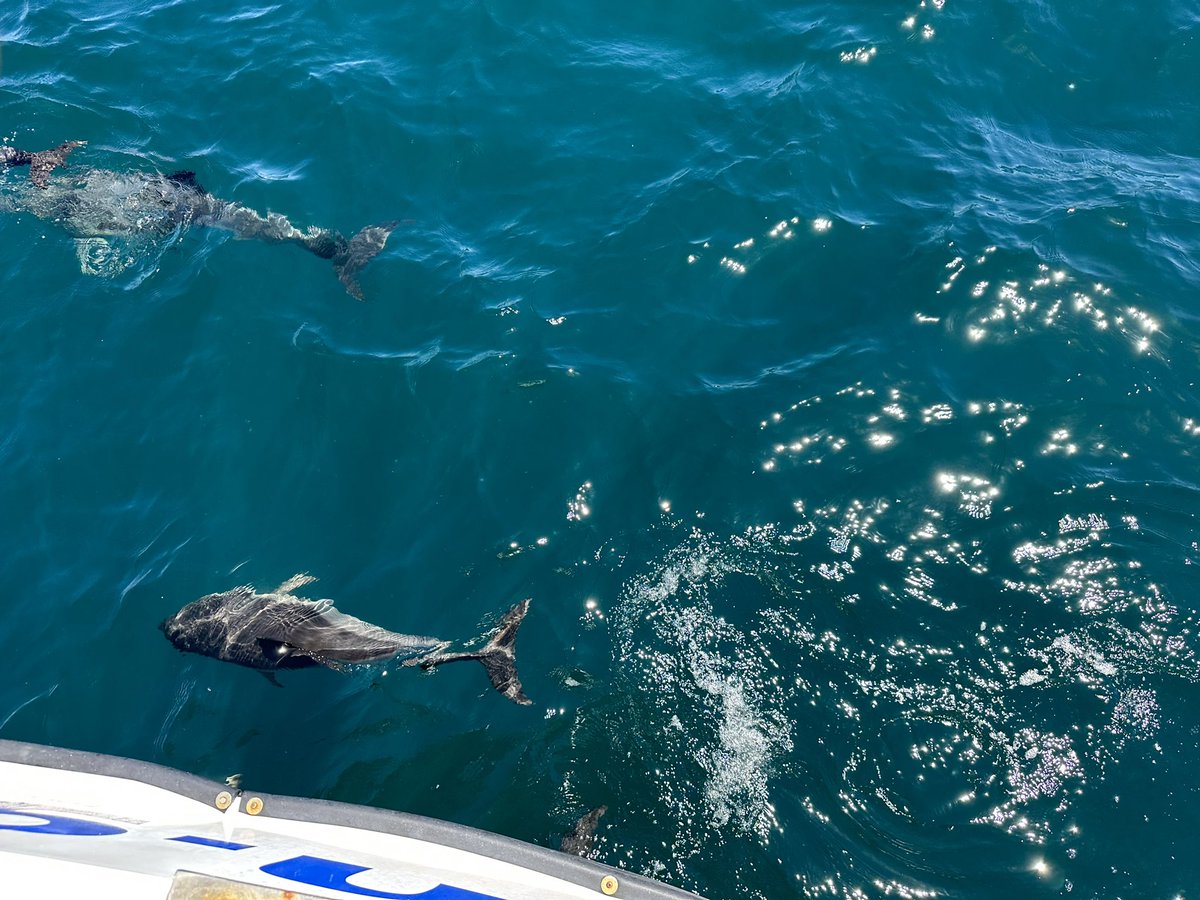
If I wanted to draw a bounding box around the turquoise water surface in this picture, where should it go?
[2,1,1199,897]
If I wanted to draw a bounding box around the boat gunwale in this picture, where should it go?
[0,738,704,900]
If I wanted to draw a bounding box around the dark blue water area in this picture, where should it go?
[2,1,1200,897]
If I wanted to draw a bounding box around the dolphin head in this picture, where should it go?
[159,603,199,654]
[159,611,185,649]
[159,592,235,657]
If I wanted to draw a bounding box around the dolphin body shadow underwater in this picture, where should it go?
[1,141,395,298]
[160,574,532,705]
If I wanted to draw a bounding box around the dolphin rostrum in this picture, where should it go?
[1,140,395,298]
[160,574,532,705]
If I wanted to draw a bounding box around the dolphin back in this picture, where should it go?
[260,596,533,704]
[257,600,443,666]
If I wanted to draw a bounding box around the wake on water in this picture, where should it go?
[599,444,1189,895]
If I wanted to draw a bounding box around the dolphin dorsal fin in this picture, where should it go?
[166,170,207,193]
[276,573,317,595]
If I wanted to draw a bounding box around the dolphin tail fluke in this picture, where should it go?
[3,140,85,187]
[331,220,399,300]
[416,599,532,705]
[478,598,532,705]
[29,141,86,189]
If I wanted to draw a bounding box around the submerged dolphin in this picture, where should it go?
[160,574,532,705]
[1,140,395,298]
[559,806,608,857]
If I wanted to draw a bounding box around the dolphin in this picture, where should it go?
[559,806,608,857]
[160,574,532,705]
[1,140,395,298]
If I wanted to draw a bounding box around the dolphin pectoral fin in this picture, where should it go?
[333,221,399,300]
[257,670,284,688]
[29,140,85,189]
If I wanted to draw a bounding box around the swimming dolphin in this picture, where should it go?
[559,806,608,857]
[1,140,395,298]
[160,574,532,705]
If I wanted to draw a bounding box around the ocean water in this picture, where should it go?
[2,0,1199,896]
